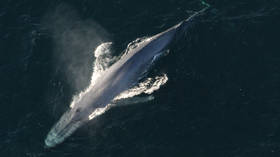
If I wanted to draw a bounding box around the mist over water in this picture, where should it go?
[1,0,280,156]
[43,4,110,92]
[43,5,171,147]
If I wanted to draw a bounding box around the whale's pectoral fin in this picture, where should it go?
[93,42,118,71]
[88,42,118,88]
[110,74,168,107]
[88,105,110,120]
[111,95,154,107]
[114,74,168,101]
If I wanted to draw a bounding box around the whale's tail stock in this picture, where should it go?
[183,0,211,24]
[174,2,211,39]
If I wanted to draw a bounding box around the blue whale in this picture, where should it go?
[44,7,208,148]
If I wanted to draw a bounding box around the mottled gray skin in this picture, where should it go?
[44,8,207,148]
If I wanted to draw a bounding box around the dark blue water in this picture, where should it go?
[1,0,280,156]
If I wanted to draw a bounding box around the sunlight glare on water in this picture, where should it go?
[70,40,168,120]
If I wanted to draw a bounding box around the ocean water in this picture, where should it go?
[0,0,280,156]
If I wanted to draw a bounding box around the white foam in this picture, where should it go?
[70,42,113,108]
[69,40,168,120]
[114,74,168,100]
[88,105,110,120]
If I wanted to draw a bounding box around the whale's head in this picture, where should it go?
[44,107,87,148]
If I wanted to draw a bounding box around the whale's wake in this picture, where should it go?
[71,40,168,121]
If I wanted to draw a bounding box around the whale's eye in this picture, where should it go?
[76,109,81,113]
